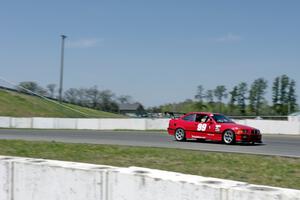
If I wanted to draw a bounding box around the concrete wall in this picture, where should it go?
[145,118,169,130]
[100,118,146,130]
[0,156,299,200]
[0,156,115,200]
[0,117,10,128]
[289,115,300,122]
[235,119,300,135]
[0,116,300,135]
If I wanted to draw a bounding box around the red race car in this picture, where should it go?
[167,112,262,144]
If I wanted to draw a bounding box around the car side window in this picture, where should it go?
[206,117,213,123]
[196,114,209,123]
[182,114,196,122]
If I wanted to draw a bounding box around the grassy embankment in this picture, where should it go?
[0,139,299,190]
[0,89,124,118]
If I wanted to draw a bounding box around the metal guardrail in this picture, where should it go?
[229,116,288,120]
[147,112,290,120]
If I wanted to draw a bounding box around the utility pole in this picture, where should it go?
[59,35,67,103]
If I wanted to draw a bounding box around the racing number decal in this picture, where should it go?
[197,124,207,131]
[215,125,221,132]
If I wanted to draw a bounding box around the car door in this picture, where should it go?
[180,114,197,138]
[191,114,210,139]
[203,117,218,140]
[206,117,222,141]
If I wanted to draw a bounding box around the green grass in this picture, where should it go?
[0,139,299,189]
[0,89,124,118]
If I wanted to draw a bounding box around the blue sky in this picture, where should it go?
[1,0,300,107]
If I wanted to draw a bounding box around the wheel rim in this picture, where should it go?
[224,131,234,143]
[175,129,184,140]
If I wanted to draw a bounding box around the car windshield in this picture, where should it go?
[212,114,234,123]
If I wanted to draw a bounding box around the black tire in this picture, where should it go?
[174,128,186,141]
[223,130,235,145]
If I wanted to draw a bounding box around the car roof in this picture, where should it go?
[184,112,220,116]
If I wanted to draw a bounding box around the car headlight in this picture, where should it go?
[237,129,248,134]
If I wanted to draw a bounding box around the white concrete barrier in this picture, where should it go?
[32,117,55,129]
[54,118,78,129]
[289,115,300,122]
[146,118,169,130]
[13,160,108,200]
[0,116,300,135]
[76,118,100,130]
[0,156,116,200]
[109,166,300,200]
[108,166,243,200]
[0,156,299,200]
[10,118,32,129]
[100,118,146,130]
[0,117,10,128]
[236,119,300,135]
[0,157,13,200]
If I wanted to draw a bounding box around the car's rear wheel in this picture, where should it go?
[175,128,186,141]
[223,130,235,145]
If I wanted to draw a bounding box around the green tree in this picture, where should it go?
[214,85,227,112]
[249,78,268,115]
[272,77,281,114]
[288,80,297,114]
[229,86,238,105]
[229,86,238,113]
[64,88,79,104]
[86,86,102,108]
[195,85,205,103]
[46,84,56,98]
[205,90,214,103]
[279,75,290,114]
[237,82,248,115]
[117,95,133,104]
[18,81,47,96]
[98,90,119,113]
[195,85,206,109]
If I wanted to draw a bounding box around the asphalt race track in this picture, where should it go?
[0,129,299,158]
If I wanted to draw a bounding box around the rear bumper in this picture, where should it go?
[167,128,175,135]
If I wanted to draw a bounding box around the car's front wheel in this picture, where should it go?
[223,130,235,144]
[174,128,186,141]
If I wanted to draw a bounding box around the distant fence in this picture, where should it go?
[0,116,300,135]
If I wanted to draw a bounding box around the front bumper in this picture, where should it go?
[236,134,262,143]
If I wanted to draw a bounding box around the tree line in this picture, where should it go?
[150,75,298,116]
[17,82,133,113]
[15,75,298,116]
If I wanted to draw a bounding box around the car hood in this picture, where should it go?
[230,123,257,130]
